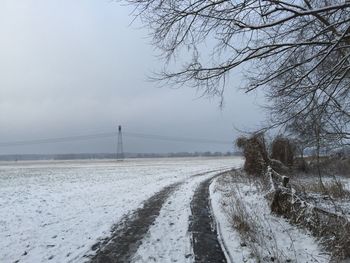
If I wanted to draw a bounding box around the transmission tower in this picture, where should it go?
[117,125,124,161]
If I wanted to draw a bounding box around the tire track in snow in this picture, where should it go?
[87,169,227,263]
[87,182,181,263]
[189,173,228,263]
[131,170,229,262]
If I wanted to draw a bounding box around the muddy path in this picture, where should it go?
[189,173,227,263]
[87,181,181,263]
[87,169,229,263]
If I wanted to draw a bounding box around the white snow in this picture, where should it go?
[0,157,240,263]
[210,173,330,263]
[344,179,350,191]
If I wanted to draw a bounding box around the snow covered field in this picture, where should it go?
[0,157,241,263]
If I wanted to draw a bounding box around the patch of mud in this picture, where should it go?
[189,175,227,263]
[88,182,182,263]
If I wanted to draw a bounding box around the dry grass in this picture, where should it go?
[302,156,350,177]
[218,172,293,262]
[270,170,350,260]
[229,188,295,262]
[326,181,350,199]
[300,180,350,199]
[228,192,253,236]
[219,168,350,261]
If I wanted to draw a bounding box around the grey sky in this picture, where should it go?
[0,0,265,154]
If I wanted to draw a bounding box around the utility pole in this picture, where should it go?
[117,125,124,161]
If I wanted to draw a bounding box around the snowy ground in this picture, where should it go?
[210,172,330,263]
[131,171,219,263]
[0,157,240,263]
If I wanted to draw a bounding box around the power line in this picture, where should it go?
[124,132,232,145]
[0,132,117,147]
[0,131,233,147]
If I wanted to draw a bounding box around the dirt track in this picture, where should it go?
[189,175,227,263]
[88,182,182,263]
[88,170,228,263]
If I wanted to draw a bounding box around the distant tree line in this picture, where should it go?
[0,151,240,161]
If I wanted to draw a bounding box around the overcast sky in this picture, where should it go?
[0,0,265,154]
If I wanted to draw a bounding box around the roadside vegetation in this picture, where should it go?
[233,133,350,262]
[213,170,330,262]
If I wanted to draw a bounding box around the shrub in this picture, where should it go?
[236,133,268,176]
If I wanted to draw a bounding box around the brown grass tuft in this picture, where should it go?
[302,180,350,199]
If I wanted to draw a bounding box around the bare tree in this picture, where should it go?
[285,97,343,150]
[271,136,295,166]
[266,36,350,141]
[124,0,350,139]
[123,1,350,216]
